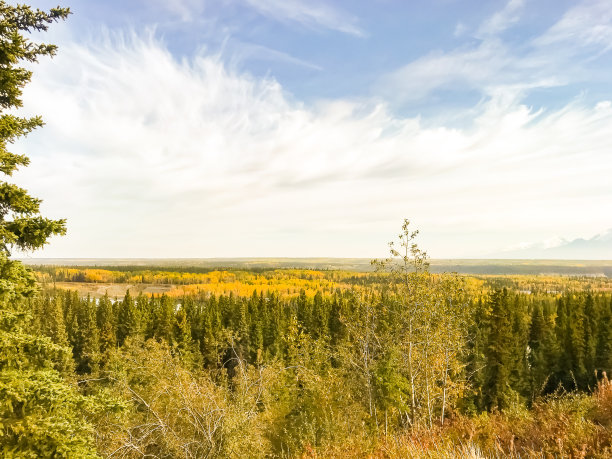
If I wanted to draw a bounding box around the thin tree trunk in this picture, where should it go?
[424,335,432,428]
[408,319,416,425]
[441,347,449,425]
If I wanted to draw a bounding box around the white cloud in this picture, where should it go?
[228,41,323,71]
[534,0,612,52]
[453,22,468,38]
[477,0,525,37]
[240,0,364,36]
[379,40,510,101]
[378,39,565,104]
[379,0,612,105]
[12,33,612,258]
[147,0,207,22]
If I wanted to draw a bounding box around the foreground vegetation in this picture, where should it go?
[3,2,612,457]
[2,249,608,457]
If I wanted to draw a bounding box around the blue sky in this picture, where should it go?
[12,0,612,258]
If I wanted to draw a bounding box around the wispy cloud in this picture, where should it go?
[379,40,511,102]
[240,0,364,36]
[147,0,207,22]
[380,0,612,105]
[377,40,563,104]
[228,41,323,71]
[14,32,612,258]
[534,0,612,52]
[476,0,525,37]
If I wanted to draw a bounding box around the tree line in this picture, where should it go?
[34,279,612,405]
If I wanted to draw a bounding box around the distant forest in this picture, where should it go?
[21,257,612,276]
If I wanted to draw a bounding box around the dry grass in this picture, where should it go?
[302,379,612,458]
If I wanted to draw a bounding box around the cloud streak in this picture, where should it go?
[240,0,364,36]
[477,0,525,37]
[534,0,612,52]
[380,0,612,105]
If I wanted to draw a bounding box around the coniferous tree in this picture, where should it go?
[154,294,175,344]
[64,290,80,349]
[76,295,99,374]
[0,6,66,270]
[311,290,329,341]
[238,296,250,360]
[47,295,69,348]
[174,304,200,366]
[465,298,488,412]
[201,307,218,367]
[97,293,116,364]
[529,302,545,352]
[509,296,529,399]
[182,295,202,347]
[484,289,514,410]
[584,293,598,385]
[0,3,97,455]
[568,294,587,388]
[117,289,139,346]
[328,294,344,346]
[555,295,573,388]
[528,301,547,396]
[296,289,309,329]
[138,292,154,339]
[539,300,560,393]
[596,295,612,374]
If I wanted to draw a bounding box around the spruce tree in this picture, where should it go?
[0,3,67,285]
[529,302,543,348]
[555,295,572,388]
[201,308,218,367]
[539,301,560,393]
[117,289,139,346]
[328,294,344,346]
[174,304,199,365]
[528,302,546,395]
[238,296,250,360]
[0,3,98,455]
[76,295,99,374]
[583,293,598,385]
[154,294,175,344]
[596,295,612,374]
[508,296,529,398]
[568,294,587,388]
[484,289,514,410]
[48,295,69,347]
[97,293,116,364]
[465,298,488,412]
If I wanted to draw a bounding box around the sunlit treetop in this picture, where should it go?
[0,2,69,256]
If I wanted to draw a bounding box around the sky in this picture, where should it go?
[10,0,612,259]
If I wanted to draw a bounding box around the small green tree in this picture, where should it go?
[370,220,470,428]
